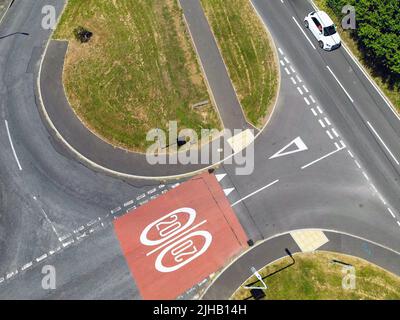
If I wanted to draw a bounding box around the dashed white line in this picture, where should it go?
[354,160,361,169]
[5,120,22,171]
[340,140,346,148]
[378,194,387,205]
[284,67,291,75]
[370,183,378,193]
[362,171,370,181]
[367,121,400,165]
[311,108,317,116]
[280,60,285,66]
[347,150,354,158]
[302,85,309,93]
[316,106,323,114]
[397,221,400,227]
[292,16,316,50]
[297,87,303,95]
[304,97,310,105]
[278,47,284,55]
[318,119,326,128]
[309,95,316,103]
[124,199,134,207]
[332,128,339,137]
[326,130,333,140]
[36,254,47,263]
[326,66,354,103]
[334,142,340,149]
[284,57,290,64]
[324,117,331,126]
[290,66,296,73]
[296,75,302,83]
[290,77,297,85]
[387,208,396,218]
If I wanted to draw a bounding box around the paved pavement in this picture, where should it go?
[203,230,400,299]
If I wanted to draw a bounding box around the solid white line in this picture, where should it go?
[326,130,333,140]
[304,97,310,105]
[297,87,303,95]
[292,17,316,50]
[388,208,396,219]
[347,150,354,158]
[301,147,344,170]
[290,77,297,85]
[318,119,326,128]
[5,120,22,171]
[231,179,280,207]
[326,66,354,103]
[332,128,339,137]
[310,108,317,116]
[367,121,400,165]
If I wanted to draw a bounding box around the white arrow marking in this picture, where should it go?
[269,137,308,159]
[223,188,235,196]
[215,173,226,182]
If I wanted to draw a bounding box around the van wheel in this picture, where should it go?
[319,41,324,48]
[304,20,309,28]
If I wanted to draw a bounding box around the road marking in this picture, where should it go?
[370,183,377,193]
[280,60,285,66]
[21,262,33,271]
[397,221,400,227]
[324,117,331,126]
[316,106,323,114]
[215,173,226,182]
[231,180,280,207]
[5,120,22,171]
[367,121,399,165]
[347,150,354,158]
[290,66,296,73]
[302,85,309,93]
[292,16,316,50]
[362,172,370,181]
[278,47,284,55]
[296,75,302,83]
[297,87,303,95]
[311,108,317,116]
[354,160,361,169]
[326,130,333,140]
[290,77,297,85]
[284,67,290,75]
[304,97,310,105]
[326,66,354,103]
[301,146,344,170]
[340,140,346,148]
[223,188,235,196]
[332,128,339,137]
[378,193,386,205]
[284,57,290,64]
[309,95,316,103]
[334,142,340,149]
[269,137,308,159]
[318,119,326,128]
[36,254,47,263]
[41,209,61,239]
[111,206,121,214]
[124,200,134,207]
[388,208,396,218]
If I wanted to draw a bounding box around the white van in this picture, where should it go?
[304,11,341,51]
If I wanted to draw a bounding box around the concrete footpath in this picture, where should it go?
[202,229,400,299]
[179,0,250,131]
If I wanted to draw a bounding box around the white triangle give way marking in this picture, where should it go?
[215,173,226,182]
[269,137,308,159]
[223,188,235,196]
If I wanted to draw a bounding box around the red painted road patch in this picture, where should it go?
[113,172,248,300]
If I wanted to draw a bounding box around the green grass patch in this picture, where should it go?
[201,0,279,128]
[54,0,221,152]
[314,0,400,113]
[231,251,400,300]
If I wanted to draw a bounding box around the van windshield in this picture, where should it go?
[324,25,337,36]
